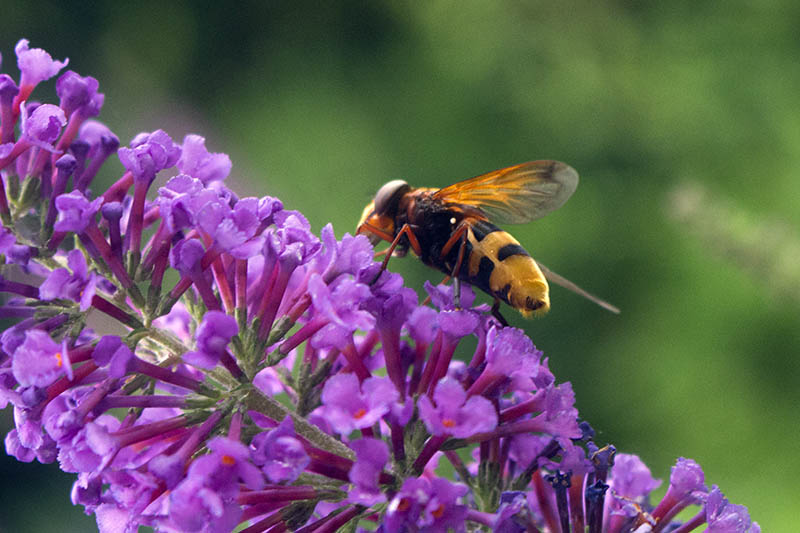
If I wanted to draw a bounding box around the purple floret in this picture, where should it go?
[11,329,65,387]
[22,102,66,150]
[54,191,102,233]
[15,39,68,87]
[348,437,389,506]
[177,134,232,185]
[118,129,180,183]
[56,70,103,118]
[183,311,238,369]
[703,485,760,533]
[250,416,309,483]
[320,373,398,434]
[39,249,98,310]
[418,377,498,438]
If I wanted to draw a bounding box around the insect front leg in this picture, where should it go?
[370,223,423,284]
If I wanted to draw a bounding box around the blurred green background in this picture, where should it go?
[1,1,797,531]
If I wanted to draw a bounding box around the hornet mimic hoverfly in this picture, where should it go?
[356,161,619,324]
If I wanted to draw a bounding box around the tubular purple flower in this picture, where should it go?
[54,71,104,153]
[702,486,760,533]
[250,416,310,483]
[75,120,119,191]
[184,310,238,369]
[347,437,389,506]
[56,70,103,118]
[169,238,221,310]
[39,248,99,310]
[0,74,19,143]
[211,197,266,257]
[15,39,68,87]
[609,453,662,501]
[605,453,662,531]
[320,373,398,433]
[418,377,498,438]
[178,134,232,184]
[468,326,542,396]
[651,457,707,531]
[11,330,66,387]
[124,129,181,180]
[45,153,79,227]
[22,102,67,150]
[157,174,208,232]
[54,190,102,233]
[308,274,374,347]
[13,39,67,115]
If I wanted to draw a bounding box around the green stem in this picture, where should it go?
[245,387,355,461]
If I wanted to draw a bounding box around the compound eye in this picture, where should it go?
[373,179,410,215]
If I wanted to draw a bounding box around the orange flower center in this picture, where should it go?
[54,352,63,368]
[431,504,445,519]
[442,418,456,428]
[353,408,367,419]
[221,455,236,466]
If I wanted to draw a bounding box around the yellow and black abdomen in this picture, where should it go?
[459,219,550,317]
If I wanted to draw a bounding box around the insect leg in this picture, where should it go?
[491,298,509,327]
[441,223,470,309]
[421,275,451,307]
[369,224,423,284]
[358,221,395,243]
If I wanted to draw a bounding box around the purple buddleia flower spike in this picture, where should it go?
[0,39,760,533]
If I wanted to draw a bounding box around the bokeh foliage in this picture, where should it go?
[1,1,797,531]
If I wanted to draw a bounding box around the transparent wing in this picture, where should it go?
[433,160,579,224]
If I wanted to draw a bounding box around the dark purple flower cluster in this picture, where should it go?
[0,40,760,533]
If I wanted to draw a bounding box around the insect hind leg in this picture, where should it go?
[441,222,470,309]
